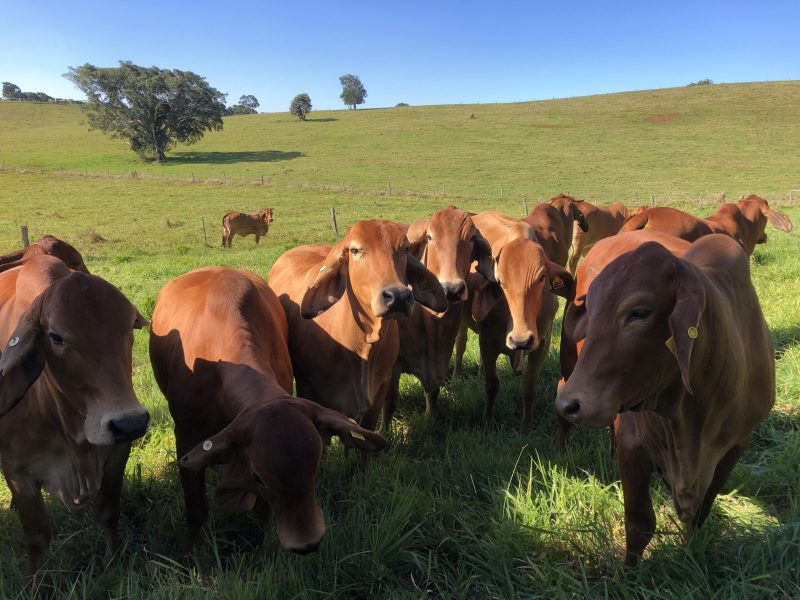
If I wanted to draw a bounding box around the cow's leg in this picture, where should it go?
[616,418,656,567]
[567,241,581,274]
[255,233,260,245]
[479,334,501,428]
[452,321,469,378]
[424,386,439,422]
[520,336,548,434]
[95,444,131,563]
[380,366,402,435]
[176,432,209,551]
[6,475,51,574]
[694,444,745,528]
[252,496,273,546]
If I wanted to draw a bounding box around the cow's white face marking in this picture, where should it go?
[202,440,213,451]
[8,336,19,347]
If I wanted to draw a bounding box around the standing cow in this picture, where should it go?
[568,200,630,274]
[221,208,274,247]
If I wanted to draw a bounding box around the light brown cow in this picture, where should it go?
[705,195,793,255]
[0,255,149,573]
[149,267,386,553]
[0,235,89,273]
[454,211,574,431]
[269,220,447,431]
[556,235,774,565]
[524,194,589,267]
[381,207,493,430]
[568,200,630,274]
[620,206,725,242]
[221,208,274,247]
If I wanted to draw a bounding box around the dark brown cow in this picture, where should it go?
[0,256,149,573]
[381,207,493,430]
[556,235,774,565]
[705,195,793,255]
[149,267,385,553]
[568,201,630,274]
[524,194,589,267]
[221,208,274,247]
[0,235,88,273]
[269,220,446,431]
[454,211,574,431]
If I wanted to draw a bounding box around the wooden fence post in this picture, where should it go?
[500,186,504,198]
[20,225,29,247]
[388,182,392,196]
[201,217,208,246]
[649,194,655,207]
[522,198,528,216]
[330,207,339,236]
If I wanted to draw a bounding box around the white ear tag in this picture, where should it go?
[202,440,213,451]
[8,337,19,347]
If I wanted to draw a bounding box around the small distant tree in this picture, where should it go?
[239,94,259,111]
[226,94,259,115]
[290,93,312,120]
[395,102,409,107]
[688,79,714,86]
[339,74,366,109]
[66,61,226,162]
[2,82,21,99]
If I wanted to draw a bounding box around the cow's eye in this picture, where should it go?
[626,307,652,323]
[350,247,360,255]
[48,332,64,346]
[426,233,432,241]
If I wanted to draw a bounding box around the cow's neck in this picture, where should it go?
[218,361,289,419]
[0,248,24,267]
[338,286,387,359]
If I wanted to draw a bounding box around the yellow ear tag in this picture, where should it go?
[665,336,677,358]
[687,327,698,339]
[551,275,565,290]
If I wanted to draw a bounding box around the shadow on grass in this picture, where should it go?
[166,151,304,165]
[773,325,800,356]
[304,118,338,123]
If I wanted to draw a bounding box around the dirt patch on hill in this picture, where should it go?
[647,113,679,122]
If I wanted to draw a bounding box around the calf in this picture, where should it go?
[0,256,149,573]
[568,201,629,274]
[221,208,274,247]
[149,267,385,553]
[556,235,774,564]
[0,235,88,273]
[524,194,589,267]
[269,220,446,430]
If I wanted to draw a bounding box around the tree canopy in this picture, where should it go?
[227,94,259,115]
[65,61,227,162]
[289,93,312,120]
[339,74,366,109]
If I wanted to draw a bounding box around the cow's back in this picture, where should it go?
[524,204,572,266]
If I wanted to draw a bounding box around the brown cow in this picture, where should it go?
[568,200,630,274]
[454,211,574,431]
[0,256,149,573]
[524,194,589,267]
[149,267,386,553]
[0,235,89,273]
[269,220,447,431]
[620,206,724,242]
[705,194,793,255]
[221,208,274,247]
[556,235,774,565]
[381,207,494,430]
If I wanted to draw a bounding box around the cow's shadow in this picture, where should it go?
[166,150,304,165]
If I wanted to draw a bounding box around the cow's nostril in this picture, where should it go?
[382,290,395,305]
[559,399,581,418]
[108,411,150,443]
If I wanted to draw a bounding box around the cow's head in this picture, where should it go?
[179,398,386,554]
[26,235,89,273]
[0,266,149,445]
[261,208,274,224]
[738,195,793,248]
[556,242,705,427]
[300,220,447,340]
[406,206,493,303]
[548,194,589,232]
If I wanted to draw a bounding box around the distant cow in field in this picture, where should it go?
[0,235,88,273]
[568,200,630,274]
[556,235,774,565]
[150,267,386,553]
[0,256,149,573]
[221,208,274,247]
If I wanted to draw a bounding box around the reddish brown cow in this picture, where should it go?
[568,201,630,274]
[269,220,446,431]
[0,256,149,573]
[705,195,793,255]
[221,208,274,247]
[149,267,385,553]
[0,235,88,273]
[381,207,493,430]
[454,211,574,431]
[556,235,774,565]
[620,206,725,242]
[524,194,589,267]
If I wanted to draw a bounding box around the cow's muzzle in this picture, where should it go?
[440,280,467,302]
[506,333,537,352]
[380,286,414,317]
[290,540,321,555]
[109,411,150,443]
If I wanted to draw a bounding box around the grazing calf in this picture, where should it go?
[221,208,274,247]
[0,256,149,573]
[0,235,88,273]
[269,220,446,431]
[149,267,385,553]
[568,200,630,274]
[556,236,774,565]
[705,195,793,255]
[524,194,589,267]
[382,207,493,430]
[455,211,574,431]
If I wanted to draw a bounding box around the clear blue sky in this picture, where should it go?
[2,0,798,112]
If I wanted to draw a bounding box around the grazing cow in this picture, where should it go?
[0,235,88,273]
[556,235,774,565]
[221,208,274,247]
[556,230,691,449]
[381,207,494,430]
[269,220,447,431]
[0,255,149,573]
[149,268,386,553]
[705,195,793,255]
[524,194,589,267]
[568,200,630,274]
[454,211,574,431]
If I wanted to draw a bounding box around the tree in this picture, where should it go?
[2,82,21,99]
[65,61,226,162]
[289,93,312,120]
[225,94,259,116]
[339,74,366,109]
[239,95,259,111]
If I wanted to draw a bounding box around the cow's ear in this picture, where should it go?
[406,218,429,259]
[546,261,575,301]
[301,241,348,319]
[179,420,242,471]
[472,281,503,322]
[667,260,706,395]
[763,208,793,233]
[471,233,495,283]
[559,299,586,381]
[0,309,46,417]
[133,309,149,329]
[310,404,388,452]
[573,205,589,232]
[406,255,447,313]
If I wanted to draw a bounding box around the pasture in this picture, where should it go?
[0,82,798,598]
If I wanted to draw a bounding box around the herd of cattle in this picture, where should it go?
[0,194,793,575]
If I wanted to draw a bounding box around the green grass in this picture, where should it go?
[0,83,798,597]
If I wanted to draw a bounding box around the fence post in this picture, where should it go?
[522,197,528,216]
[20,225,30,247]
[636,191,639,205]
[261,174,264,185]
[649,194,655,207]
[330,207,339,236]
[500,186,504,198]
[388,182,392,196]
[201,217,208,246]
[223,172,227,184]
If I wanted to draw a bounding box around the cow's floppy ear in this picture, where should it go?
[572,205,589,232]
[310,405,388,452]
[667,260,706,395]
[406,218,429,260]
[559,299,586,381]
[133,309,149,329]
[179,420,242,471]
[0,308,46,417]
[472,281,503,322]
[471,233,495,283]
[546,261,575,301]
[763,208,793,233]
[406,255,447,312]
[301,241,348,319]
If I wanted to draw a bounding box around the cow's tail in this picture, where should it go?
[221,215,230,246]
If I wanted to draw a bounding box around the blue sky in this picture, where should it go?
[1,1,798,112]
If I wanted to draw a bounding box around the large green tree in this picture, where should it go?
[289,93,312,120]
[65,61,226,162]
[339,74,366,109]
